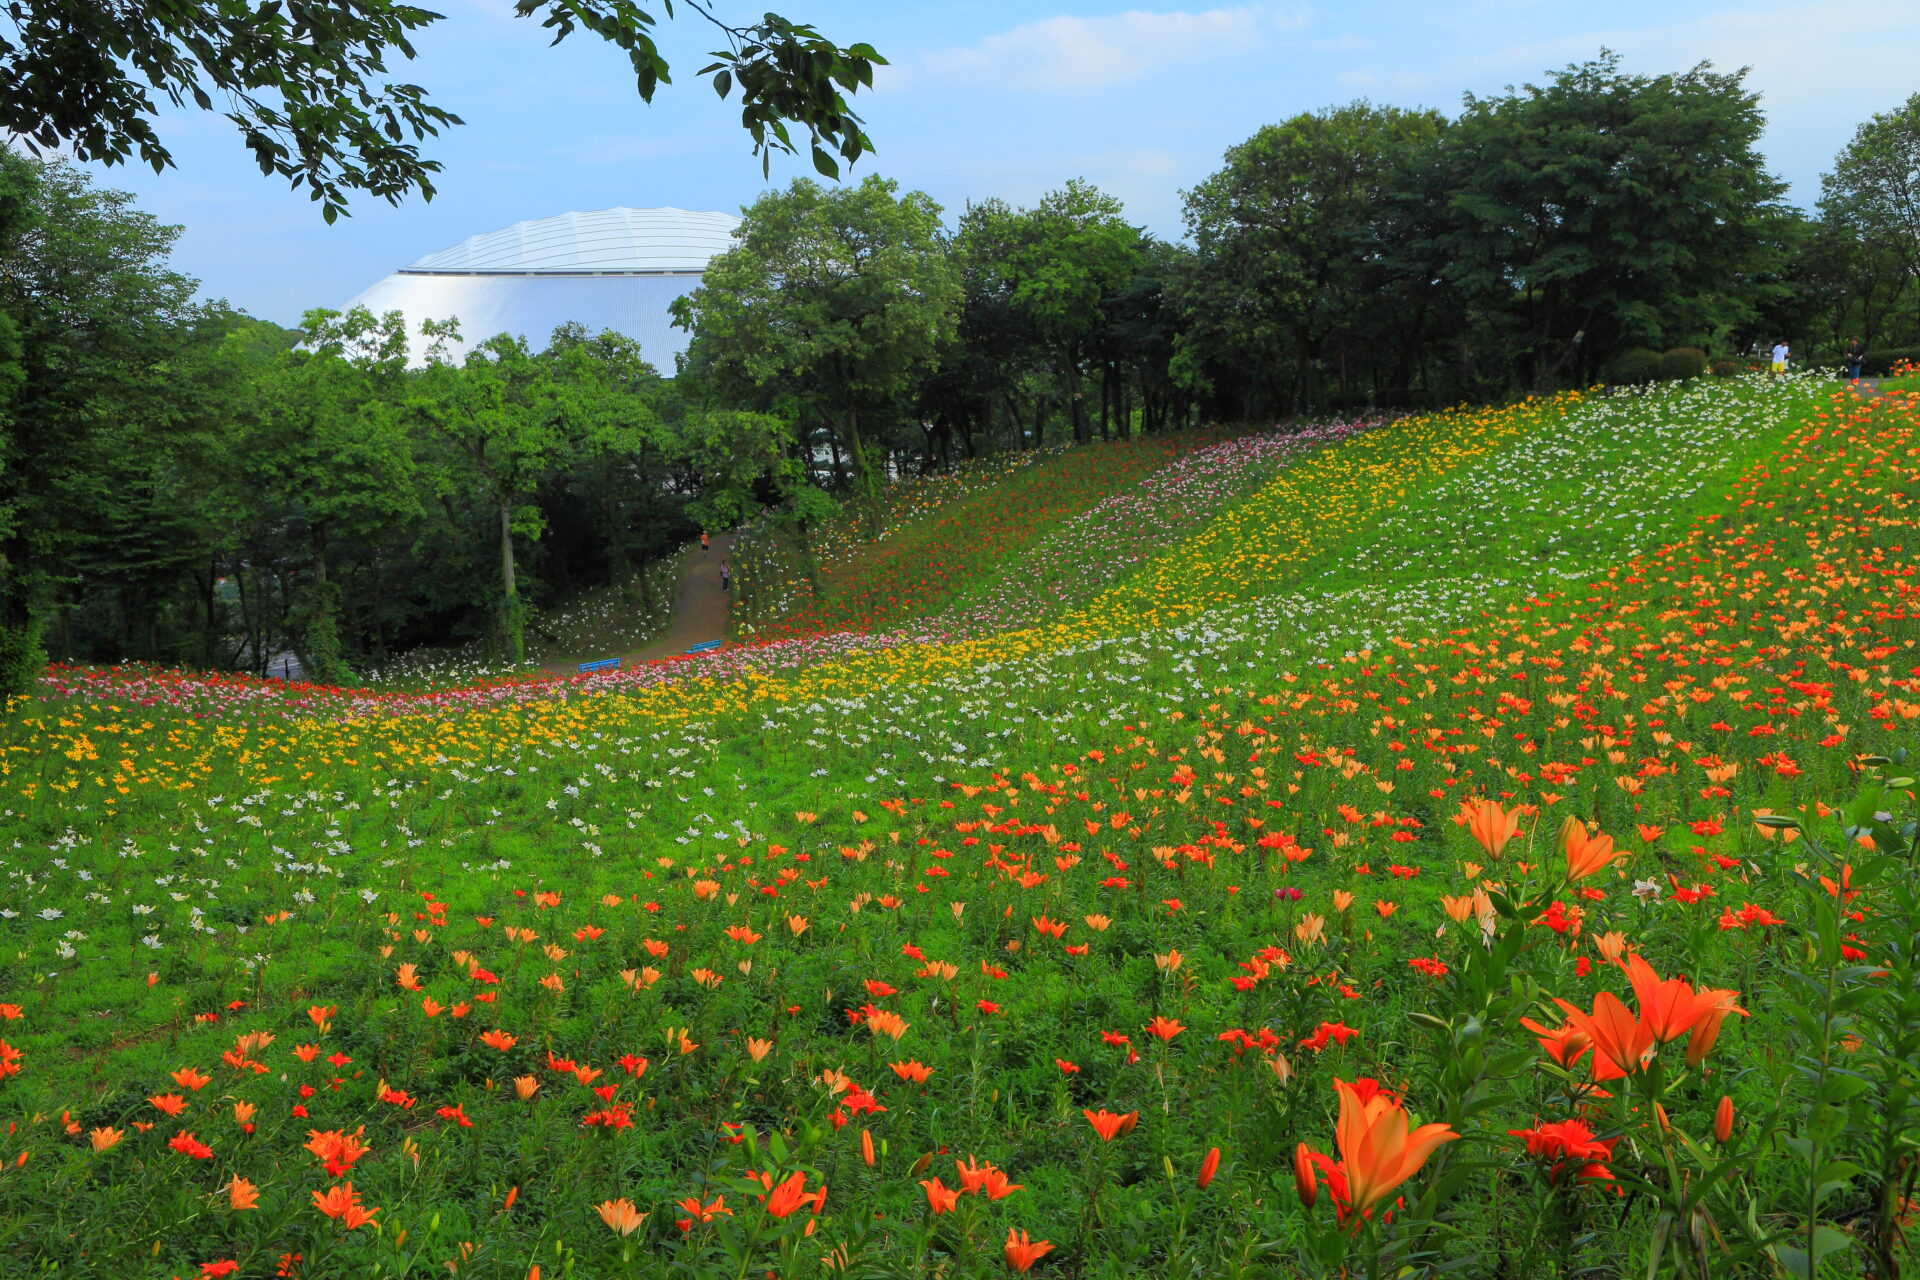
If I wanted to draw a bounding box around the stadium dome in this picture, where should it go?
[342,207,741,369]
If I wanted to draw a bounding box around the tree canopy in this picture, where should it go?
[673,175,959,532]
[1823,93,1920,282]
[0,0,884,220]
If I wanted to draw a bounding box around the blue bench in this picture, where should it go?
[577,657,621,673]
[685,640,723,654]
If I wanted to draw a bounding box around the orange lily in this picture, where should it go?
[1685,987,1747,1066]
[170,1066,212,1092]
[1083,1108,1139,1141]
[675,1194,731,1229]
[1562,818,1622,882]
[311,1182,378,1229]
[1004,1228,1055,1272]
[1624,954,1735,1044]
[303,1127,371,1177]
[1462,798,1523,859]
[1519,1016,1593,1069]
[980,1166,1023,1201]
[596,1198,647,1236]
[1297,1078,1457,1226]
[1332,1078,1457,1216]
[757,1170,825,1218]
[1552,992,1654,1080]
[919,1177,959,1215]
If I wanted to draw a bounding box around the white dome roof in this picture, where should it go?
[401,207,741,275]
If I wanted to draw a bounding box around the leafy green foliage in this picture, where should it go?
[1179,103,1446,416]
[0,0,884,221]
[0,147,203,689]
[1823,92,1920,282]
[1435,52,1785,390]
[675,175,959,535]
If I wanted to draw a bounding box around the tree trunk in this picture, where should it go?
[845,404,881,538]
[198,559,220,670]
[1065,351,1090,445]
[498,494,524,663]
[1098,363,1112,441]
[1002,394,1026,451]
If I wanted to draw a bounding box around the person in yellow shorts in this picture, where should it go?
[1770,341,1789,373]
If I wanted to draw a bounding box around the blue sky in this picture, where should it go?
[75,0,1920,325]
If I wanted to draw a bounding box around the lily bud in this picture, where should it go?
[1714,1095,1734,1143]
[1293,1142,1317,1208]
[1198,1146,1221,1190]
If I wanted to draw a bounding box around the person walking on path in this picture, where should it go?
[720,561,731,592]
[700,531,710,553]
[1845,338,1866,381]
[1771,340,1790,374]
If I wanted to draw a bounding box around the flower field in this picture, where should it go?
[729,430,1235,640]
[1,377,1918,1278]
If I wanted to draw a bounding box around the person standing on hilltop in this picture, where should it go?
[1771,340,1790,374]
[1845,338,1866,381]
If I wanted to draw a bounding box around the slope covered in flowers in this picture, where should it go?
[1,379,1917,1278]
[728,430,1231,640]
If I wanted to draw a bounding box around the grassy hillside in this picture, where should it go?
[3,377,1918,1279]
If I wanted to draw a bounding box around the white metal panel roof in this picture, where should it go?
[402,207,741,275]
[343,271,708,368]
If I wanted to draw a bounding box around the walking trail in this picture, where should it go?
[543,532,737,675]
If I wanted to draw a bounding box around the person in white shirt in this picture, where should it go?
[1770,341,1790,373]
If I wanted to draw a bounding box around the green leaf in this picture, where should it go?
[1813,1225,1855,1259]
[1820,1074,1870,1102]
[810,143,839,178]
[1770,1244,1813,1279]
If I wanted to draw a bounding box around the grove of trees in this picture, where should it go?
[7,52,1920,691]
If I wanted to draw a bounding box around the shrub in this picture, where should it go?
[1606,348,1664,384]
[1861,345,1920,376]
[1709,357,1742,377]
[0,613,43,700]
[1657,348,1709,380]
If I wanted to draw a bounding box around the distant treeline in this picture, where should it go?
[4,51,1919,688]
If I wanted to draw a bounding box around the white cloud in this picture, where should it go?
[915,6,1308,92]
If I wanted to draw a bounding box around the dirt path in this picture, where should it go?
[633,532,738,660]
[543,533,736,675]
